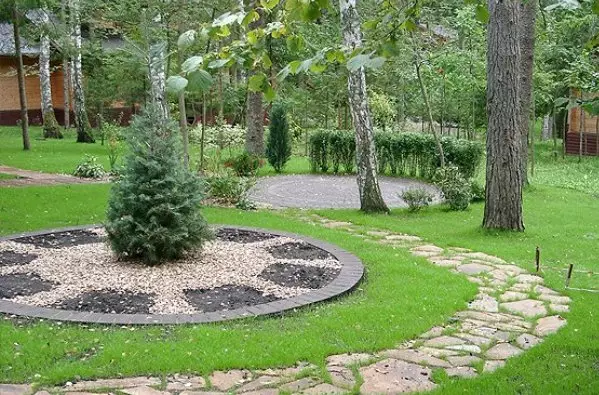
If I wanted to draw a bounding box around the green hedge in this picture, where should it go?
[309,130,483,179]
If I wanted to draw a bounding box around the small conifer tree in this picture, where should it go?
[266,104,291,173]
[105,105,212,265]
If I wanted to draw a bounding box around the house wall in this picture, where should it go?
[566,89,598,156]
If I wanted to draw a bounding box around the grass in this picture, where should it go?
[0,173,18,180]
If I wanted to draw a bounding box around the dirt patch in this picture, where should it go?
[259,263,340,289]
[13,229,104,249]
[54,290,155,314]
[267,242,333,260]
[0,273,56,298]
[184,285,280,312]
[215,228,277,244]
[0,250,38,266]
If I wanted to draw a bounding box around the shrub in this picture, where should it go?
[266,104,291,172]
[205,172,256,209]
[224,152,264,176]
[101,121,123,172]
[189,123,245,153]
[470,181,486,202]
[105,106,212,265]
[309,130,329,172]
[434,165,472,211]
[400,188,434,212]
[73,155,106,179]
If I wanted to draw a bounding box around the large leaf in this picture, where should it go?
[181,56,203,74]
[346,53,386,72]
[260,0,280,11]
[475,5,489,23]
[177,30,196,50]
[213,12,240,27]
[208,58,231,69]
[187,70,214,92]
[166,76,188,94]
[248,73,267,92]
[263,82,276,102]
[545,0,581,11]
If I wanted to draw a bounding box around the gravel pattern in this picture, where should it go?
[0,250,38,266]
[259,263,340,289]
[185,285,281,312]
[0,227,341,314]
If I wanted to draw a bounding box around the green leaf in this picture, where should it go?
[362,20,379,30]
[166,76,188,94]
[248,73,267,92]
[213,12,239,27]
[346,53,386,72]
[302,1,321,21]
[554,97,570,107]
[399,19,418,32]
[475,5,489,23]
[181,56,203,74]
[187,70,214,92]
[260,0,280,10]
[289,60,302,74]
[286,35,304,52]
[177,30,196,50]
[208,58,230,69]
[263,82,276,102]
[242,10,260,26]
[309,62,327,73]
[593,0,599,14]
[262,53,273,69]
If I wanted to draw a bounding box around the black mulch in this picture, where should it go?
[0,273,56,298]
[185,285,280,312]
[259,263,340,289]
[267,242,335,260]
[54,290,155,314]
[13,229,104,249]
[215,228,277,244]
[0,250,38,266]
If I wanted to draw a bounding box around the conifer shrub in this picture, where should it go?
[266,104,292,173]
[105,106,212,265]
[400,188,434,212]
[434,165,472,211]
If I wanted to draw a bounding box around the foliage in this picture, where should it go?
[73,155,106,179]
[470,181,486,202]
[266,104,292,173]
[224,152,264,177]
[310,129,483,180]
[368,90,396,130]
[105,106,212,265]
[434,165,472,211]
[399,188,434,212]
[100,121,123,172]
[204,172,256,210]
[189,123,246,152]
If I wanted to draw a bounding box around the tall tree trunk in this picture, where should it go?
[245,1,264,155]
[39,9,62,139]
[177,27,189,169]
[12,5,30,150]
[483,0,524,231]
[340,0,388,213]
[541,115,552,141]
[518,0,536,186]
[61,0,70,129]
[149,42,168,121]
[70,0,93,143]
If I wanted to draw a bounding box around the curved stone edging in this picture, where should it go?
[0,225,364,325]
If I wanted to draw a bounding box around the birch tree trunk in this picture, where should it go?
[541,115,552,141]
[70,0,93,143]
[518,0,536,186]
[61,0,70,129]
[340,0,388,213]
[39,9,62,139]
[149,42,168,122]
[483,0,524,231]
[245,0,265,155]
[12,4,30,150]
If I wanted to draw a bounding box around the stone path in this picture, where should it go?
[249,175,441,209]
[0,166,106,187]
[1,214,569,395]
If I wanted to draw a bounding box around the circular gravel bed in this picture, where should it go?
[0,226,363,324]
[249,174,441,209]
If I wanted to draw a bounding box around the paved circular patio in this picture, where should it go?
[250,174,441,209]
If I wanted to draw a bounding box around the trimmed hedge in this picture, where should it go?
[309,130,483,179]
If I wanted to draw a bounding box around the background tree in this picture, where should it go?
[266,103,291,172]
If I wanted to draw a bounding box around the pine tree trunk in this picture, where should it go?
[12,5,30,150]
[245,1,264,155]
[61,0,70,129]
[39,10,62,139]
[483,0,524,231]
[340,0,388,213]
[70,0,93,143]
[518,0,536,186]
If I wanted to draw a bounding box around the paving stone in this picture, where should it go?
[242,389,279,395]
[468,294,499,313]
[454,333,493,346]
[501,299,548,318]
[419,326,444,339]
[538,294,571,305]
[465,276,485,285]
[256,363,316,377]
[366,231,389,237]
[510,283,533,292]
[499,291,529,302]
[423,336,465,348]
[534,315,567,337]
[446,344,481,354]
[34,392,50,395]
[483,360,506,373]
[0,385,33,395]
[534,285,559,295]
[302,383,346,394]
[494,265,526,275]
[326,366,355,389]
[514,274,544,284]
[428,257,462,267]
[64,392,103,395]
[414,347,461,358]
[448,247,471,253]
[323,222,352,229]
[385,234,422,242]
[457,263,495,275]
[455,311,517,323]
[445,367,478,378]
[411,250,441,258]
[359,359,436,393]
[485,343,522,360]
[122,387,169,395]
[447,355,482,367]
[550,304,570,313]
[460,252,506,265]
[411,245,444,253]
[490,270,510,281]
[209,370,251,391]
[68,378,161,391]
[380,349,451,368]
[236,376,280,393]
[516,333,542,350]
[326,353,373,367]
[279,377,321,393]
[166,376,206,391]
[179,392,224,395]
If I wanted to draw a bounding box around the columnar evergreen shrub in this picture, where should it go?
[105,106,212,265]
[266,104,291,172]
[309,130,329,172]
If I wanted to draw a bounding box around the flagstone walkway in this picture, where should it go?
[0,166,107,187]
[0,214,569,395]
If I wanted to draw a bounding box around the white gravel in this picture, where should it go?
[0,229,341,314]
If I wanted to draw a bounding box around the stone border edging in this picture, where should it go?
[0,224,364,325]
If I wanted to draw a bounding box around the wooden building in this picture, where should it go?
[566,90,598,156]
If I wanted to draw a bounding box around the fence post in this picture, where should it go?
[565,264,574,288]
[535,246,540,272]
